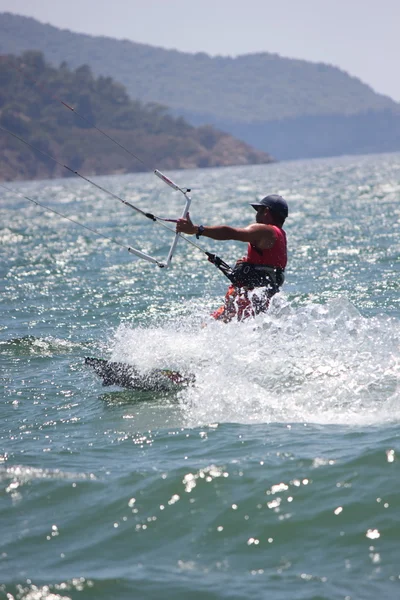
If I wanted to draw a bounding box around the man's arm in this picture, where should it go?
[176,213,276,249]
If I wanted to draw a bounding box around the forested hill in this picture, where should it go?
[1,12,400,161]
[0,52,273,182]
[0,12,397,123]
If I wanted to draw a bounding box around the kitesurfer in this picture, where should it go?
[176,194,288,322]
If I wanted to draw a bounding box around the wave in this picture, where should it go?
[107,295,400,427]
[1,425,398,598]
[0,335,89,357]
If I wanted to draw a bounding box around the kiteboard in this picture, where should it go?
[85,357,195,391]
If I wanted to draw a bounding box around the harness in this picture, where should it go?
[206,252,285,295]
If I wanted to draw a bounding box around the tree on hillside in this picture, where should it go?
[0,50,272,181]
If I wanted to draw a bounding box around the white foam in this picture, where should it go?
[109,296,400,427]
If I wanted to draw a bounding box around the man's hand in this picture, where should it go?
[235,257,247,266]
[176,212,197,235]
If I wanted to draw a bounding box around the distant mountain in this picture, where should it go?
[0,52,273,182]
[1,12,400,160]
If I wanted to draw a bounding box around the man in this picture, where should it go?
[176,194,288,322]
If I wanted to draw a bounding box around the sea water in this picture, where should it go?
[1,153,399,599]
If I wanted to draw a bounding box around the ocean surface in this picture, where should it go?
[1,153,400,600]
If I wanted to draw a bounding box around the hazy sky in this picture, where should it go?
[1,0,399,102]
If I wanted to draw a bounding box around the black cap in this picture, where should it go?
[250,194,288,220]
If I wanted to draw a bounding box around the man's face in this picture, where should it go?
[255,206,268,223]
